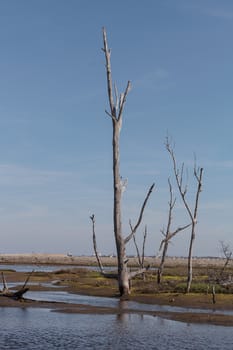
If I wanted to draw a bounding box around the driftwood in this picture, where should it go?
[0,271,32,300]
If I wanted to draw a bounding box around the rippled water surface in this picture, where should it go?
[0,307,232,350]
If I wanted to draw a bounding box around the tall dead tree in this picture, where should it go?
[91,28,154,296]
[157,178,191,284]
[166,139,203,293]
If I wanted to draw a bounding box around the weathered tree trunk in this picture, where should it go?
[112,120,130,295]
[157,241,169,284]
[99,28,154,296]
[186,224,195,292]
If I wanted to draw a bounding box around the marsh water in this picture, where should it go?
[1,307,232,350]
[1,264,233,349]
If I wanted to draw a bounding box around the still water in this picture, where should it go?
[1,265,233,349]
[0,307,232,350]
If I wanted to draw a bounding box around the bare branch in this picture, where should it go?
[1,272,8,292]
[129,265,150,279]
[90,214,104,273]
[22,270,34,289]
[193,167,203,220]
[114,83,119,111]
[166,139,193,221]
[131,221,142,267]
[157,174,191,284]
[102,27,115,116]
[105,109,116,121]
[90,214,118,279]
[124,183,155,244]
[142,225,147,267]
[166,136,203,292]
[118,81,131,120]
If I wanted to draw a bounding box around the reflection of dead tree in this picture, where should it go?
[0,271,33,300]
[166,138,203,293]
[90,28,154,296]
[157,178,191,284]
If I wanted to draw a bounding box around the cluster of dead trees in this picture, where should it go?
[91,28,204,297]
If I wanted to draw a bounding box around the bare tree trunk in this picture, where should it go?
[112,120,130,295]
[157,240,169,284]
[186,225,195,292]
[98,28,154,296]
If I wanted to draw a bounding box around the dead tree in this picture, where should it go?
[219,240,232,280]
[0,271,32,300]
[90,182,154,294]
[157,178,191,284]
[166,138,203,293]
[91,28,154,296]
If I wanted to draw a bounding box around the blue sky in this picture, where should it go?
[0,0,232,256]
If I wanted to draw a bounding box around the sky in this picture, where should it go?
[0,0,232,257]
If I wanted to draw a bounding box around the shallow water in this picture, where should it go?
[0,264,78,273]
[0,307,232,350]
[26,290,233,316]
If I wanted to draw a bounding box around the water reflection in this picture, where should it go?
[0,308,232,349]
[25,290,233,316]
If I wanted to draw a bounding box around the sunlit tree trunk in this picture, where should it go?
[100,28,154,296]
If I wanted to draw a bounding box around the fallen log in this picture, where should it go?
[0,270,33,300]
[0,287,29,300]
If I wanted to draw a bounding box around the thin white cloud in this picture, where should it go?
[134,68,174,91]
[179,2,233,21]
[0,204,50,219]
[204,160,233,169]
[200,199,233,211]
[0,164,77,187]
[204,9,233,19]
